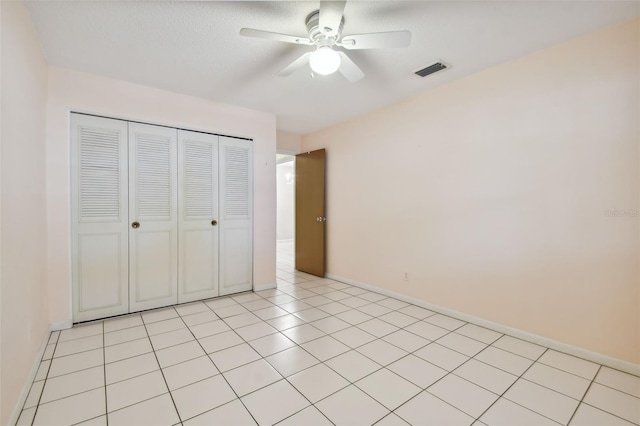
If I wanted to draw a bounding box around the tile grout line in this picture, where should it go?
[24,266,639,426]
[386,327,490,423]
[392,344,544,425]
[139,309,184,425]
[173,303,263,426]
[70,414,105,426]
[273,397,336,426]
[566,364,602,425]
[143,330,285,381]
[568,365,640,425]
[509,374,592,405]
[581,378,640,401]
[28,330,61,426]
[20,306,512,422]
[102,322,108,426]
[202,297,340,426]
[281,280,569,425]
[471,347,558,424]
[25,384,114,413]
[73,291,256,328]
[107,366,164,387]
[578,401,639,425]
[249,310,424,423]
[200,277,634,423]
[96,389,176,420]
[295,277,639,391]
[195,278,574,426]
[35,282,364,422]
[392,388,470,425]
[278,280,598,390]
[207,288,388,424]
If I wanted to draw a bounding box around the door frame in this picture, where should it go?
[276,148,331,276]
[294,149,326,277]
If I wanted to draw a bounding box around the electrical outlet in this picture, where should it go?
[403,272,409,282]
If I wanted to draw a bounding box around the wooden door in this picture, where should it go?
[71,114,129,322]
[219,137,254,295]
[295,149,326,277]
[128,122,178,311]
[177,130,220,303]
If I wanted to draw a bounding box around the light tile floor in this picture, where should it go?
[16,241,640,425]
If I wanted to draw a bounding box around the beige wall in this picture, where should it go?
[1,2,50,423]
[46,67,277,325]
[277,131,302,154]
[302,19,640,364]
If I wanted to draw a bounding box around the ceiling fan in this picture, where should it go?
[239,1,411,82]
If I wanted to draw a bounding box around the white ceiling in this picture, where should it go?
[26,1,639,135]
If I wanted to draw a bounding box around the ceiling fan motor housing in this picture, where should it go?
[306,10,344,47]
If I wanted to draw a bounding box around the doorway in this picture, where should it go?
[276,154,296,272]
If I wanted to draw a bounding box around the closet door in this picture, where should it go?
[219,137,253,295]
[178,130,219,303]
[128,123,178,311]
[71,114,129,322]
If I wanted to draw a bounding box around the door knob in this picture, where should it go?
[211,220,218,226]
[131,222,140,229]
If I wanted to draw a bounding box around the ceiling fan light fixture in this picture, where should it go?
[309,46,341,75]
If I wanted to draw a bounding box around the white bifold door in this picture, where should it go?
[219,137,253,296]
[71,114,253,322]
[128,123,178,312]
[178,130,220,303]
[71,115,130,321]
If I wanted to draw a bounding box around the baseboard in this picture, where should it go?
[326,273,640,377]
[8,327,50,425]
[50,320,72,331]
[254,282,277,292]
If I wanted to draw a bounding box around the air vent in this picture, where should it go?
[415,62,447,77]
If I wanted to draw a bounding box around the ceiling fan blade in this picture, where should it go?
[278,52,313,77]
[338,31,411,50]
[337,51,364,83]
[319,1,346,37]
[240,28,313,45]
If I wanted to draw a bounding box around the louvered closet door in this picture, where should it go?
[178,130,219,303]
[219,137,253,296]
[71,114,129,322]
[129,123,178,311]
